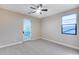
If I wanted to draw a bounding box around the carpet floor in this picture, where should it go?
[0,39,79,55]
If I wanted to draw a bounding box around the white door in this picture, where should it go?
[23,19,31,41]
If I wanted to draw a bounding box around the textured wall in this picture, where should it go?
[0,8,41,46]
[41,8,79,47]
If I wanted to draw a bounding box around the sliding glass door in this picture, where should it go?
[23,19,32,41]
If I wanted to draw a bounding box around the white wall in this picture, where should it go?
[41,8,79,48]
[1,6,79,49]
[0,8,41,47]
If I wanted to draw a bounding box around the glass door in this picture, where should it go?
[23,19,31,41]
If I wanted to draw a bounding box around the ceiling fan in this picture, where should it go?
[28,4,48,14]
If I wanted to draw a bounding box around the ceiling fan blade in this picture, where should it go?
[30,7,36,9]
[40,12,42,14]
[37,4,42,8]
[28,11,36,14]
[32,11,36,13]
[41,9,48,11]
[39,4,42,7]
[37,5,39,8]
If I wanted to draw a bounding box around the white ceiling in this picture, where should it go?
[0,4,79,19]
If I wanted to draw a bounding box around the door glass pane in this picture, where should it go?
[23,19,31,40]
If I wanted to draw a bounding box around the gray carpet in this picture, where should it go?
[0,39,79,55]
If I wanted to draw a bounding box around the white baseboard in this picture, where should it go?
[0,41,22,48]
[0,37,40,48]
[31,37,41,40]
[27,37,41,41]
[42,37,79,50]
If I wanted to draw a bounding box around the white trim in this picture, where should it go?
[0,37,40,48]
[31,37,41,40]
[24,37,40,41]
[24,37,41,42]
[0,41,22,48]
[42,37,79,50]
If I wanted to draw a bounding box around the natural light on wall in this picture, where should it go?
[61,14,77,35]
[23,19,31,41]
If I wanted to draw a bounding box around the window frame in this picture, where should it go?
[61,13,77,35]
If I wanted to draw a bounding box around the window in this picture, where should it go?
[61,14,77,35]
[23,19,31,40]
